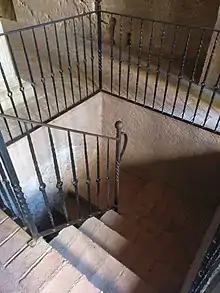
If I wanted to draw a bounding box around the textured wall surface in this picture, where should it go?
[12,0,219,28]
[9,0,220,80]
[102,92,220,202]
[12,0,94,25]
[200,6,220,88]
[101,92,220,292]
[101,0,219,79]
[0,0,16,20]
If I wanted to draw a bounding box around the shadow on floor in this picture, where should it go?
[116,151,220,293]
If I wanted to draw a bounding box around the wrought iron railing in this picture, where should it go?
[0,114,127,238]
[0,4,219,291]
[101,11,220,134]
[189,225,220,293]
[0,12,100,144]
[0,7,219,144]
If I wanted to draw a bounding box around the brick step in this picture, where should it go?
[100,210,169,285]
[50,224,151,292]
[0,209,100,293]
[81,215,161,289]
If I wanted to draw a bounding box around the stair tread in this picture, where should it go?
[40,263,83,293]
[100,210,161,283]
[70,277,102,293]
[101,210,139,242]
[108,267,152,293]
[79,217,131,263]
[19,248,64,293]
[50,226,79,253]
[100,210,124,233]
[91,253,125,291]
[50,224,150,292]
[6,237,51,281]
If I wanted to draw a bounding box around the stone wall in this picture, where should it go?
[101,0,219,80]
[9,0,220,81]
[200,6,220,89]
[0,0,16,20]
[12,0,94,25]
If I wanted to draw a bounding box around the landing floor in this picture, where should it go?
[117,169,217,293]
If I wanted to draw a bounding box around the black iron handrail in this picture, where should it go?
[1,10,219,37]
[0,113,116,140]
[0,113,127,240]
[101,10,220,33]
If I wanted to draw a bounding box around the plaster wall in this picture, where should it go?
[7,93,103,224]
[102,92,220,202]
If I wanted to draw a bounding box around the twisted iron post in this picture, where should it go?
[114,121,123,212]
[0,132,38,239]
[95,0,102,90]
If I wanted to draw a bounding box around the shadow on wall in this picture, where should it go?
[47,152,220,293]
[120,151,220,206]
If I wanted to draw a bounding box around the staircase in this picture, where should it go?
[0,208,154,293]
[0,5,220,293]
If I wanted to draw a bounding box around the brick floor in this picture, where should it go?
[115,169,217,293]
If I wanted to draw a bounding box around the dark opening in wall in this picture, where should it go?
[0,0,16,21]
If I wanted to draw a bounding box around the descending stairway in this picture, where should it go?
[0,208,155,293]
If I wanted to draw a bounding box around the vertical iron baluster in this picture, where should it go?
[25,123,55,228]
[54,23,67,109]
[182,29,205,119]
[0,160,21,219]
[96,137,100,208]
[48,128,69,222]
[192,240,220,293]
[114,121,123,212]
[152,24,166,108]
[83,134,91,213]
[135,19,144,102]
[0,188,6,211]
[20,31,42,122]
[0,63,23,135]
[207,74,220,129]
[143,21,154,106]
[172,29,191,115]
[32,29,51,118]
[73,18,82,101]
[64,20,75,104]
[110,15,115,93]
[193,31,219,122]
[43,25,59,113]
[6,36,32,124]
[67,131,80,218]
[0,179,15,216]
[0,101,12,141]
[0,131,38,238]
[126,17,133,99]
[106,139,110,208]
[81,16,89,97]
[89,14,95,92]
[162,25,179,112]
[95,0,103,89]
[0,174,16,220]
[118,16,123,96]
